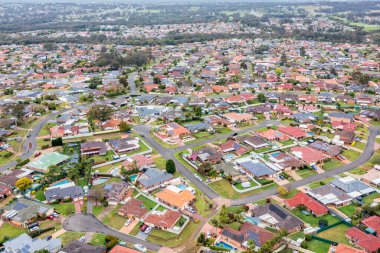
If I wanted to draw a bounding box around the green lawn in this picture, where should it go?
[136,195,158,210]
[147,221,197,248]
[308,177,335,188]
[153,156,166,170]
[371,120,380,126]
[90,233,106,246]
[296,168,317,178]
[93,162,123,174]
[92,205,105,217]
[88,150,115,164]
[130,222,143,236]
[0,151,15,166]
[280,140,294,146]
[291,209,340,227]
[320,132,334,139]
[317,224,351,244]
[363,192,380,205]
[51,203,75,216]
[0,223,27,243]
[58,232,85,246]
[342,149,361,161]
[156,205,167,212]
[289,231,305,241]
[338,204,357,217]
[102,205,128,230]
[306,239,331,253]
[233,180,258,190]
[280,189,300,199]
[35,189,46,201]
[322,159,344,171]
[350,167,368,175]
[39,122,56,136]
[354,141,366,151]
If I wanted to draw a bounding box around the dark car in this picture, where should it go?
[141,224,148,232]
[232,132,238,136]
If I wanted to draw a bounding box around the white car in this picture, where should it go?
[144,226,152,234]
[134,244,147,252]
[124,219,132,226]
[78,236,86,243]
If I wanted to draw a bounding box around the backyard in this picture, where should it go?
[341,149,361,161]
[317,224,352,245]
[291,209,340,227]
[136,195,158,210]
[338,204,357,217]
[102,205,128,230]
[322,159,344,171]
[0,223,26,244]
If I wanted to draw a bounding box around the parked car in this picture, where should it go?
[144,226,152,234]
[134,244,147,252]
[78,236,86,243]
[232,132,238,136]
[46,215,54,220]
[124,219,132,227]
[34,152,41,157]
[141,224,148,232]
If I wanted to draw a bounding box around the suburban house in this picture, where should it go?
[308,141,342,157]
[103,181,132,205]
[269,152,305,171]
[27,152,70,172]
[80,141,107,156]
[251,204,304,233]
[328,243,365,253]
[3,233,61,253]
[191,146,223,164]
[237,135,269,150]
[219,140,249,156]
[346,227,380,253]
[108,137,140,153]
[236,158,276,179]
[307,184,352,207]
[222,112,253,124]
[334,130,355,145]
[290,146,329,165]
[184,122,214,133]
[361,216,380,237]
[118,198,149,220]
[156,185,195,210]
[44,182,84,203]
[278,126,306,139]
[122,154,154,170]
[285,192,329,217]
[0,183,12,199]
[204,115,234,127]
[144,209,182,231]
[330,176,376,199]
[137,168,174,190]
[217,222,276,251]
[108,245,141,253]
[2,197,54,227]
[259,129,289,142]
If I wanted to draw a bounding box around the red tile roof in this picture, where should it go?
[279,126,306,139]
[362,216,380,235]
[346,227,380,252]
[285,192,328,216]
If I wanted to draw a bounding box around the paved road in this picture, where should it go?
[136,122,380,206]
[134,120,280,201]
[128,72,138,95]
[0,110,67,172]
[63,214,161,251]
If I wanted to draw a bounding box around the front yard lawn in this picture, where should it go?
[58,232,85,246]
[292,209,340,227]
[91,233,106,246]
[363,192,380,205]
[322,159,344,171]
[296,168,317,178]
[308,177,334,188]
[92,205,105,217]
[233,180,259,190]
[338,204,357,217]
[0,223,27,244]
[354,141,366,150]
[51,203,75,216]
[102,205,128,230]
[350,167,368,175]
[35,189,46,201]
[147,221,197,248]
[342,149,361,161]
[136,195,158,210]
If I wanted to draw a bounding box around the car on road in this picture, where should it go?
[134,244,147,252]
[144,226,152,234]
[34,152,41,158]
[232,132,238,136]
[27,133,31,138]
[140,134,145,137]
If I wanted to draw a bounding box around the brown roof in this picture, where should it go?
[144,209,181,228]
[119,198,148,218]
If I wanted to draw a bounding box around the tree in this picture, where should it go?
[89,187,104,206]
[88,76,102,89]
[35,250,50,253]
[67,167,80,181]
[166,159,176,174]
[105,235,118,250]
[277,186,289,197]
[194,106,202,117]
[119,121,132,132]
[88,105,113,122]
[300,46,306,57]
[118,76,128,87]
[4,104,26,121]
[16,177,32,192]
[257,93,267,103]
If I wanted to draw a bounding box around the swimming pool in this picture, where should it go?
[129,174,138,182]
[223,154,236,160]
[177,184,187,190]
[216,241,237,250]
[245,216,261,225]
[51,179,71,187]
[271,152,281,157]
[92,177,110,185]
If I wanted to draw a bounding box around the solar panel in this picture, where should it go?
[269,204,287,220]
[246,231,261,246]
[14,202,28,210]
